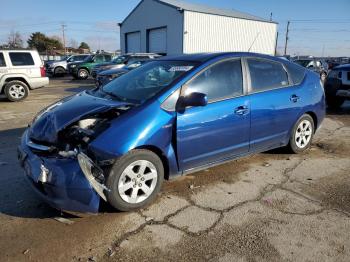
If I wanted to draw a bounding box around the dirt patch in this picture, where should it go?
[303,172,350,214]
[162,153,290,200]
[110,221,281,262]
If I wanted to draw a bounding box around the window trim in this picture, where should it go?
[244,57,294,95]
[181,57,247,105]
[0,52,6,67]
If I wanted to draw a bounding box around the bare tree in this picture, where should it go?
[69,38,78,49]
[7,30,23,49]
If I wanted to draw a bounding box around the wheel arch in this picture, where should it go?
[78,67,90,74]
[304,111,318,133]
[134,145,170,180]
[1,77,30,92]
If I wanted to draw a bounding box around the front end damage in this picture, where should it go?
[18,92,134,213]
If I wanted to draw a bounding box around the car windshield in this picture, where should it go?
[102,60,197,103]
[112,55,127,64]
[83,55,94,62]
[294,60,311,67]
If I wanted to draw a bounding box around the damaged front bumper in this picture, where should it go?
[18,130,106,213]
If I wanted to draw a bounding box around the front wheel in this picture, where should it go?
[106,150,164,211]
[77,68,89,80]
[288,114,315,154]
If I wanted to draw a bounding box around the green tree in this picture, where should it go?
[27,32,63,53]
[79,42,90,50]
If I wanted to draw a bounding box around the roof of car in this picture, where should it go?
[157,52,283,63]
[334,63,350,70]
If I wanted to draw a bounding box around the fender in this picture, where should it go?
[0,73,31,92]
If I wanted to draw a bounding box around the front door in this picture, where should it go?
[176,58,250,171]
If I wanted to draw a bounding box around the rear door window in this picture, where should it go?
[247,59,289,93]
[0,53,6,67]
[9,52,35,66]
[184,59,243,102]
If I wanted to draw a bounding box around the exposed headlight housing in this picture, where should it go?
[77,153,109,201]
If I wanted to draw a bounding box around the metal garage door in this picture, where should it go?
[148,28,167,54]
[126,32,141,53]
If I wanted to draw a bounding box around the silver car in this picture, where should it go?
[45,54,90,76]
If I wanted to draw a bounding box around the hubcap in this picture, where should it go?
[79,70,87,78]
[295,120,312,149]
[9,84,25,99]
[118,160,158,204]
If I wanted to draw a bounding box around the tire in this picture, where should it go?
[4,80,29,102]
[77,68,89,80]
[106,150,164,211]
[288,114,315,154]
[327,96,345,109]
[54,67,66,77]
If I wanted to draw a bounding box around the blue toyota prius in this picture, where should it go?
[18,53,325,213]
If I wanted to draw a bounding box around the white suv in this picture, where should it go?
[0,50,49,102]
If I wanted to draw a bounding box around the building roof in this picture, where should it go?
[157,0,274,23]
[121,0,276,25]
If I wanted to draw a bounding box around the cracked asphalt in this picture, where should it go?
[0,77,349,262]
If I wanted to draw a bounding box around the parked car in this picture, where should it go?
[95,60,150,87]
[45,54,90,77]
[0,50,49,102]
[18,52,325,213]
[91,53,161,78]
[67,54,113,80]
[324,64,350,109]
[294,58,329,81]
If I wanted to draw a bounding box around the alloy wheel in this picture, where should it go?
[118,160,158,204]
[8,84,25,99]
[295,120,313,149]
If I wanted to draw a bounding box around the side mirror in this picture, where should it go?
[178,92,208,109]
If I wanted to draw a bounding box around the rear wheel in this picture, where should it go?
[106,150,164,211]
[54,67,66,77]
[288,114,314,154]
[78,68,89,80]
[4,80,29,102]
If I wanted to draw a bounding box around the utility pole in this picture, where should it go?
[284,21,290,56]
[61,23,67,55]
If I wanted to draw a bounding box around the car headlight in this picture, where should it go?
[70,65,77,68]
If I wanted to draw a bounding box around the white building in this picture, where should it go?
[119,0,278,56]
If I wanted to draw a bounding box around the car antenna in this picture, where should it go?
[248,32,260,52]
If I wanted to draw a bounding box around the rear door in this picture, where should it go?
[177,58,250,171]
[8,52,39,77]
[246,57,301,152]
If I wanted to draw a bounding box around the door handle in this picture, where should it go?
[235,106,249,115]
[290,95,300,103]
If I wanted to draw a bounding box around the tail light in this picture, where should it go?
[40,66,46,77]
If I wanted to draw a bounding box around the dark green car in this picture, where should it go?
[67,54,113,79]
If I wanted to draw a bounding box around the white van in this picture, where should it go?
[0,50,49,102]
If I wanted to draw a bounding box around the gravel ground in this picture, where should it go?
[0,77,349,262]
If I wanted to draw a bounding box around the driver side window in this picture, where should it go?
[184,59,243,103]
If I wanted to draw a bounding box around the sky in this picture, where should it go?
[1,0,349,56]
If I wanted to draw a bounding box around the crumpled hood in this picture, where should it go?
[29,91,131,144]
